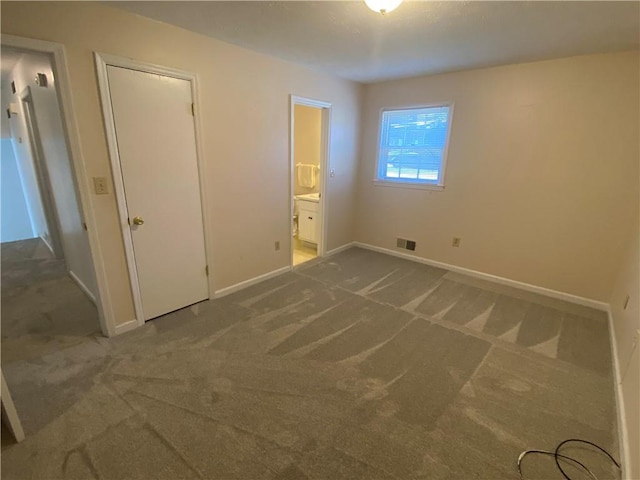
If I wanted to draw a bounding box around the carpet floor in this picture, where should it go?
[1,238,100,365]
[1,246,619,479]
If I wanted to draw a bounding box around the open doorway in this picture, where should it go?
[290,96,331,267]
[1,46,101,364]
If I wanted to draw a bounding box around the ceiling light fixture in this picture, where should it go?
[365,0,403,15]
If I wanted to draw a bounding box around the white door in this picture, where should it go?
[107,66,209,321]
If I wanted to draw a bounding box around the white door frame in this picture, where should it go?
[290,95,331,267]
[94,52,212,328]
[19,87,65,259]
[1,34,112,336]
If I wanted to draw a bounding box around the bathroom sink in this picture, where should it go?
[295,193,320,202]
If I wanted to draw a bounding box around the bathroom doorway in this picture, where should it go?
[290,96,330,267]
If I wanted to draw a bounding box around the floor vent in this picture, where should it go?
[396,238,416,251]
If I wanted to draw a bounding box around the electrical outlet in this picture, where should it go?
[274,241,280,251]
[406,240,416,251]
[452,237,461,247]
[93,177,108,195]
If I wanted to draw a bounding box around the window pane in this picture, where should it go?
[378,105,451,185]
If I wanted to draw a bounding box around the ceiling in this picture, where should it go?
[113,1,639,83]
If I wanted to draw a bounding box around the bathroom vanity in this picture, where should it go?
[295,193,320,245]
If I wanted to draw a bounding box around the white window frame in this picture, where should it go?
[373,102,455,191]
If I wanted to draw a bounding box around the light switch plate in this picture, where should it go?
[93,177,108,195]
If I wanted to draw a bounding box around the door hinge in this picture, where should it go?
[191,103,195,116]
[205,265,209,276]
[82,222,87,231]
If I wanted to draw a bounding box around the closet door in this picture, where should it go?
[106,65,209,320]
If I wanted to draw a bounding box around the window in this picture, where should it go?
[375,104,453,188]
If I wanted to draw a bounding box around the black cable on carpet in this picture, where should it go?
[518,438,621,480]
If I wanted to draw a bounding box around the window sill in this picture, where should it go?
[372,180,445,191]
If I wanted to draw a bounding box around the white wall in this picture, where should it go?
[1,2,362,327]
[356,52,639,302]
[1,138,34,242]
[2,77,50,245]
[610,224,640,479]
[7,51,98,298]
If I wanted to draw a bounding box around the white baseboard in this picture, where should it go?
[114,319,138,335]
[325,241,356,257]
[214,265,291,298]
[607,309,631,478]
[40,234,55,256]
[354,242,609,311]
[68,270,96,304]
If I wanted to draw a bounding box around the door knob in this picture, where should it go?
[132,216,144,225]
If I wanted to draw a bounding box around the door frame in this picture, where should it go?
[19,87,65,259]
[94,52,212,327]
[1,34,112,336]
[289,95,331,267]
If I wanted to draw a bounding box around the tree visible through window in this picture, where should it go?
[376,105,453,186]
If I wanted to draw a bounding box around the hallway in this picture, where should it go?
[1,238,100,365]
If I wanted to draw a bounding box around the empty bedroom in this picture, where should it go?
[1,1,638,479]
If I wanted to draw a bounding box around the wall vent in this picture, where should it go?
[396,238,416,251]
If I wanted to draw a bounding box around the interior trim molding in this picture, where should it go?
[68,270,96,305]
[1,372,24,442]
[114,319,139,336]
[214,265,291,298]
[39,234,55,257]
[354,242,609,311]
[325,241,356,257]
[607,309,631,478]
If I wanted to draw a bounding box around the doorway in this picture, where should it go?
[290,96,331,267]
[95,54,210,325]
[1,46,101,362]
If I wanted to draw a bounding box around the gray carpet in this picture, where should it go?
[1,239,101,364]
[1,246,619,479]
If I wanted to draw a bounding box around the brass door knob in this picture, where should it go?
[132,216,144,225]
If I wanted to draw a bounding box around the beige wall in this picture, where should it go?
[1,2,362,326]
[610,224,639,478]
[293,104,322,195]
[356,52,639,302]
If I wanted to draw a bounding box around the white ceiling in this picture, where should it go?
[113,1,639,83]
